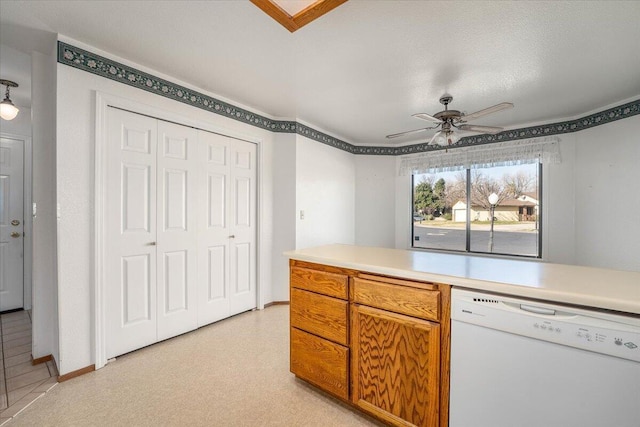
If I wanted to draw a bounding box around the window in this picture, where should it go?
[412,162,541,258]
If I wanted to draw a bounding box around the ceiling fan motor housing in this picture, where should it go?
[434,110,462,121]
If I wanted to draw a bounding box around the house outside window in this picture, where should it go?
[412,162,542,258]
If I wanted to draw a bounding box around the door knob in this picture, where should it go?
[148,242,157,246]
[10,232,21,238]
[11,220,20,226]
[228,235,235,239]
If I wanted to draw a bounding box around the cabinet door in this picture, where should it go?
[351,304,440,427]
[290,327,349,400]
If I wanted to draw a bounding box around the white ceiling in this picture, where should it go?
[1,1,639,146]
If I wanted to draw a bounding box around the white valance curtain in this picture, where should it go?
[398,136,561,175]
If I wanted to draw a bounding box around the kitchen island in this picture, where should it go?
[284,244,640,427]
[284,244,640,315]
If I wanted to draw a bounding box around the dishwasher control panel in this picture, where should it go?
[452,288,640,363]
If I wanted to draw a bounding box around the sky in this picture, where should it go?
[414,163,538,188]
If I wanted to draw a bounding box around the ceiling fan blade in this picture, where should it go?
[412,112,443,124]
[386,126,438,139]
[458,124,504,134]
[460,102,513,122]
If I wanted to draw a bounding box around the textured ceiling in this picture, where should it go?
[1,1,639,146]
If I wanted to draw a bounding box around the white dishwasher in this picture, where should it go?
[450,288,640,427]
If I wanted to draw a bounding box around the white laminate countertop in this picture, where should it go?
[284,244,640,315]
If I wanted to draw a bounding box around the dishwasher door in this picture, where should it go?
[449,288,640,427]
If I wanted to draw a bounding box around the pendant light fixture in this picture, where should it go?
[0,80,20,121]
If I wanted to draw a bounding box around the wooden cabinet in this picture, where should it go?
[350,274,450,427]
[289,261,451,427]
[351,296,441,426]
[289,261,352,400]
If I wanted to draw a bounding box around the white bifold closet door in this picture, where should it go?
[105,108,199,357]
[197,132,257,326]
[156,121,198,341]
[105,107,256,359]
[106,110,159,357]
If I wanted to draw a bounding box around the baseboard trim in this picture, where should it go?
[58,364,95,382]
[264,301,290,308]
[32,354,53,365]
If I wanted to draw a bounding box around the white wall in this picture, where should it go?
[570,116,640,271]
[271,133,296,301]
[31,46,59,362]
[295,135,355,249]
[545,116,640,271]
[544,134,577,265]
[354,155,396,248]
[55,36,287,375]
[365,115,640,272]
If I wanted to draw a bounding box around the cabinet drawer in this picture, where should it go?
[290,288,348,345]
[352,277,440,322]
[291,266,348,299]
[291,327,349,400]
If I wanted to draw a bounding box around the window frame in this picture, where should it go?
[411,162,543,259]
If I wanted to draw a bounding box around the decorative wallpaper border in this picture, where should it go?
[58,41,639,156]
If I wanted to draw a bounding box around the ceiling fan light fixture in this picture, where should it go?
[0,80,19,121]
[429,128,459,146]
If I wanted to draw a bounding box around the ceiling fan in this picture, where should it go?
[386,94,514,146]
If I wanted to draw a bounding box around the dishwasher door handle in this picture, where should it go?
[519,304,556,316]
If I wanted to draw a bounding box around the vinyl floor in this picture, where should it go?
[3,305,381,426]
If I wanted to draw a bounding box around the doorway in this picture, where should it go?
[0,135,32,313]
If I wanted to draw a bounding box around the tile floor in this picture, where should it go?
[0,310,57,425]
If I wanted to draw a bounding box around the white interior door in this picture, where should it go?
[197,131,231,325]
[0,137,24,312]
[228,140,256,314]
[104,107,258,358]
[106,108,158,358]
[156,121,198,340]
[197,132,257,325]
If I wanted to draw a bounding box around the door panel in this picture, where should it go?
[122,254,152,324]
[0,138,24,311]
[235,177,251,227]
[207,245,226,301]
[197,132,231,325]
[163,250,188,313]
[229,142,256,314]
[207,173,226,228]
[106,109,158,358]
[163,169,187,231]
[234,243,250,293]
[156,121,198,341]
[122,163,151,233]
